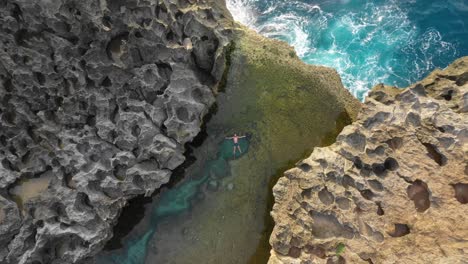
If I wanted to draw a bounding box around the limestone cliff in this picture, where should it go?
[0,0,362,263]
[0,0,230,263]
[269,57,468,264]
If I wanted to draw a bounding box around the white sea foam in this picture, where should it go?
[226,0,258,27]
[226,0,460,101]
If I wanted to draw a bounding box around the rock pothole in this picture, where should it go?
[304,244,326,259]
[383,157,399,171]
[385,137,403,150]
[375,202,384,216]
[318,187,335,205]
[407,180,431,212]
[310,211,355,239]
[388,224,410,237]
[359,189,375,200]
[288,247,302,258]
[451,183,468,204]
[422,143,447,166]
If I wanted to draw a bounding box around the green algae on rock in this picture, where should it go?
[98,20,361,263]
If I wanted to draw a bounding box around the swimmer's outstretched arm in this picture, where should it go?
[225,136,233,139]
[239,135,247,138]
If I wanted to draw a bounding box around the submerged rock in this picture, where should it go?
[0,0,230,263]
[269,57,468,264]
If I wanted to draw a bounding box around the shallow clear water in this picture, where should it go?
[97,136,250,264]
[227,0,468,100]
[96,33,352,264]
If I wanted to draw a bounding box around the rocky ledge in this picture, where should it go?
[0,0,231,263]
[270,57,468,264]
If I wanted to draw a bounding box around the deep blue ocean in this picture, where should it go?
[227,0,468,100]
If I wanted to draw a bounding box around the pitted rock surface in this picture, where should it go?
[0,0,230,263]
[269,57,468,264]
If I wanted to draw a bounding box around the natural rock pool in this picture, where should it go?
[96,30,357,264]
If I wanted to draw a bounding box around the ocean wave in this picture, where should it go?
[227,0,464,101]
[226,0,259,27]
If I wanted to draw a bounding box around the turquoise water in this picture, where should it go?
[227,0,468,100]
[97,138,249,264]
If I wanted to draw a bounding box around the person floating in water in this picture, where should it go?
[225,133,247,155]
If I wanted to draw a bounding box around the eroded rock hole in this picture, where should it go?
[371,163,386,177]
[310,211,355,239]
[353,157,363,169]
[35,72,45,85]
[455,72,468,86]
[0,135,7,146]
[131,125,141,137]
[344,132,366,151]
[407,180,431,212]
[175,11,184,19]
[64,172,76,189]
[2,158,17,171]
[176,107,190,122]
[360,164,372,177]
[2,110,16,124]
[288,247,301,258]
[191,88,204,103]
[3,78,13,92]
[422,143,446,166]
[86,115,96,126]
[298,162,311,172]
[388,224,410,237]
[166,31,175,42]
[11,3,23,21]
[359,255,374,264]
[336,197,351,210]
[14,29,28,46]
[342,175,355,189]
[452,183,468,204]
[135,31,143,38]
[384,157,399,171]
[305,244,326,259]
[385,137,403,150]
[368,180,383,192]
[102,15,112,29]
[360,189,375,200]
[326,256,346,264]
[326,171,337,182]
[101,77,112,87]
[76,192,93,210]
[113,164,127,181]
[106,33,129,60]
[441,89,454,101]
[376,202,384,216]
[318,187,334,205]
[157,63,173,81]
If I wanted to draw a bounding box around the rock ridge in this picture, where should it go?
[269,57,468,264]
[0,0,231,263]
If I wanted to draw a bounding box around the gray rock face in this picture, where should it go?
[0,0,230,263]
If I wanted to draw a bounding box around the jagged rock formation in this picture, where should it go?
[269,57,468,264]
[0,0,231,263]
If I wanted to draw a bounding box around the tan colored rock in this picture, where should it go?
[269,57,468,264]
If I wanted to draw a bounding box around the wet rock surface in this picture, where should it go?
[0,0,230,263]
[269,57,468,264]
